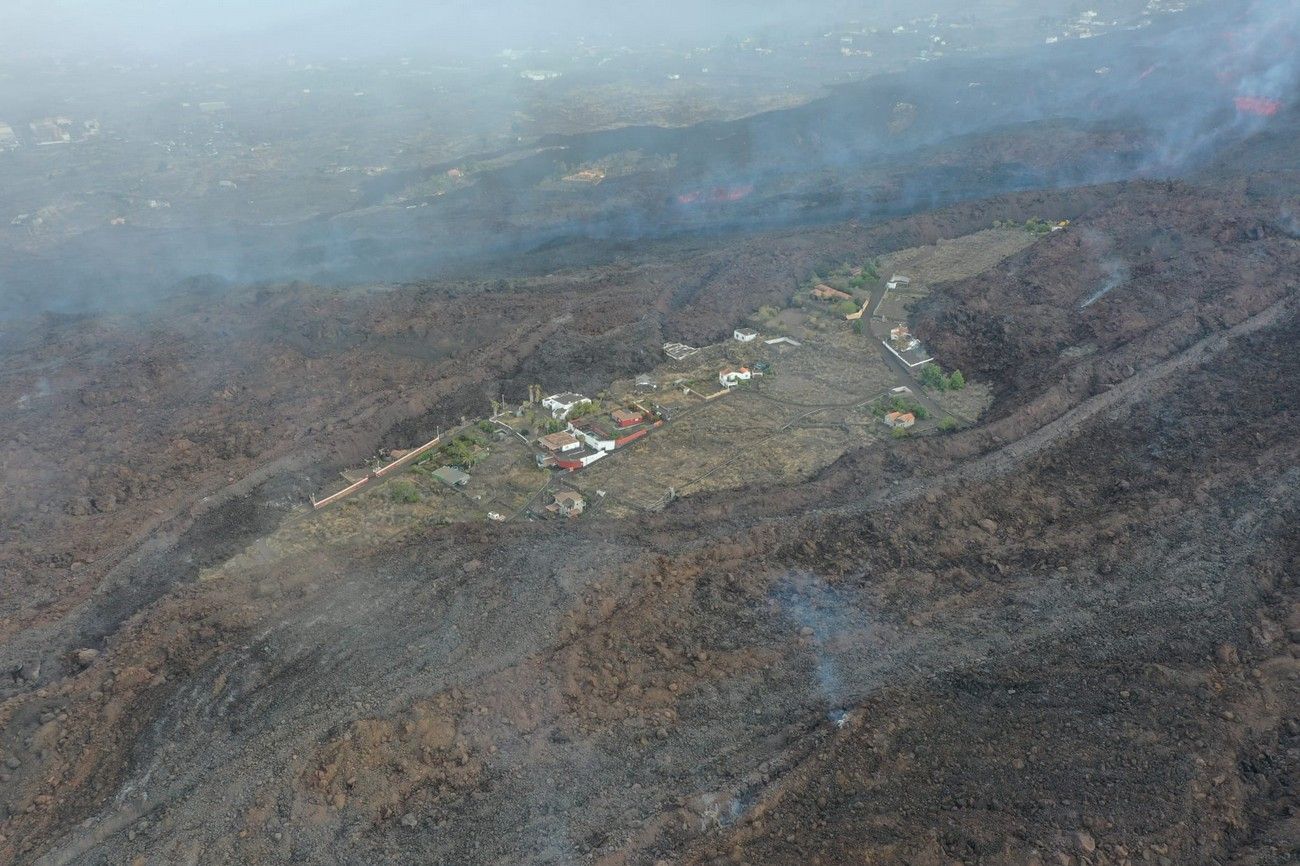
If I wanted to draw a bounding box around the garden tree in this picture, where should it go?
[920,364,946,389]
[445,436,480,467]
[938,416,958,432]
[852,319,864,335]
[948,370,966,390]
[834,299,859,317]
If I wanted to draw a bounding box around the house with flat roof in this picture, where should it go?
[542,392,591,419]
[733,327,758,342]
[432,465,471,487]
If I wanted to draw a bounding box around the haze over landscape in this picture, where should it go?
[1,1,1298,864]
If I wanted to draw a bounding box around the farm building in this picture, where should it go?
[611,409,645,428]
[885,411,915,429]
[432,466,471,487]
[551,449,607,471]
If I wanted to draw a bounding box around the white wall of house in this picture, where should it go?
[569,424,615,452]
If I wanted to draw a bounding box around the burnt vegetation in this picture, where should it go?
[1,3,1299,864]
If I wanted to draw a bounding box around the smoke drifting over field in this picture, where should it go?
[2,0,994,61]
[0,0,1296,321]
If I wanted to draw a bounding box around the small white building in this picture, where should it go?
[719,367,752,388]
[733,328,758,342]
[569,423,616,453]
[542,392,591,419]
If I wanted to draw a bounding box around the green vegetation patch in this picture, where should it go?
[920,364,966,392]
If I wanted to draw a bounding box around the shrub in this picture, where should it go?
[887,395,927,420]
[834,299,860,318]
[852,319,864,335]
[890,426,909,439]
[388,480,421,503]
[948,370,966,390]
[938,417,958,432]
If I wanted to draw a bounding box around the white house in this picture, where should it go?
[542,392,591,419]
[719,367,752,387]
[569,423,616,452]
[733,328,758,342]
